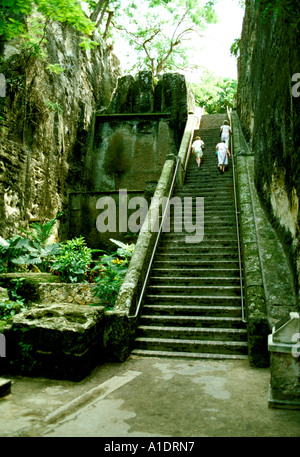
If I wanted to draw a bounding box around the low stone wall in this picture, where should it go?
[232,110,298,367]
[37,282,96,306]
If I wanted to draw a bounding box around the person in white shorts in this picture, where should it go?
[191,136,205,168]
[220,120,231,148]
[216,140,230,174]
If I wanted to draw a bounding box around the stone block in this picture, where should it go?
[268,313,300,409]
[10,303,105,381]
[0,378,11,397]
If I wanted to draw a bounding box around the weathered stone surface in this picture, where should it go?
[233,111,298,367]
[10,303,104,381]
[0,378,11,398]
[269,352,300,407]
[0,272,97,306]
[0,22,121,240]
[0,287,9,301]
[37,283,96,306]
[237,0,300,297]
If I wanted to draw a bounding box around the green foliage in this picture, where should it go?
[0,0,95,41]
[0,299,26,321]
[14,340,37,373]
[0,213,62,272]
[45,100,63,114]
[230,38,240,58]
[50,236,97,283]
[109,0,217,76]
[0,278,27,322]
[20,213,63,248]
[93,239,135,310]
[46,64,66,75]
[0,0,97,70]
[255,0,300,28]
[191,71,237,114]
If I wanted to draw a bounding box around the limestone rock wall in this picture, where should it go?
[0,22,121,240]
[237,0,300,299]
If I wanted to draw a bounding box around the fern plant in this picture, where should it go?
[20,212,63,247]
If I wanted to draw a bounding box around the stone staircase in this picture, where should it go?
[132,114,248,360]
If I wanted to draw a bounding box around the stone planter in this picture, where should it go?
[268,312,300,409]
[9,303,105,381]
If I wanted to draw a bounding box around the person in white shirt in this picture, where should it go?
[216,140,230,174]
[191,136,205,168]
[220,120,231,148]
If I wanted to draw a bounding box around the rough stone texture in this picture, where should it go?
[0,272,96,306]
[0,21,121,241]
[237,0,300,300]
[69,72,194,250]
[0,272,62,303]
[269,352,300,408]
[0,378,11,398]
[233,110,298,367]
[0,287,9,301]
[37,283,96,306]
[8,303,104,381]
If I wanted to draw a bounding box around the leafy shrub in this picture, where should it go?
[0,300,27,321]
[0,214,62,272]
[20,213,63,248]
[0,278,27,321]
[0,235,59,272]
[93,239,135,310]
[50,236,97,283]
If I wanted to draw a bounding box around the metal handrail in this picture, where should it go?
[227,107,246,322]
[129,156,181,319]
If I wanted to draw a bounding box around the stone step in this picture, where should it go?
[150,268,241,278]
[139,314,245,329]
[155,251,239,260]
[142,304,243,317]
[149,276,241,286]
[134,337,248,356]
[0,378,12,397]
[131,349,248,360]
[136,324,247,341]
[158,239,238,247]
[145,294,242,306]
[152,260,240,269]
[147,285,241,297]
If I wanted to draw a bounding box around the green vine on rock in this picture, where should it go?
[255,0,300,28]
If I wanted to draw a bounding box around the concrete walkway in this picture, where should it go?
[0,355,299,438]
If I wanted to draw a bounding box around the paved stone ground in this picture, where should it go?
[0,355,299,438]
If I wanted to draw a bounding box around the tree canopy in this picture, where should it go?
[93,0,218,76]
[191,70,237,114]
